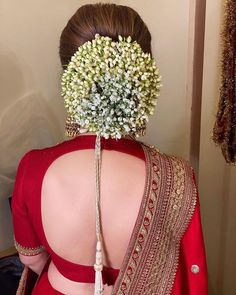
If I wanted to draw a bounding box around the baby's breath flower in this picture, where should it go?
[61,34,162,139]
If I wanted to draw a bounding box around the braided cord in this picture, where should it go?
[95,135,102,240]
[94,134,104,295]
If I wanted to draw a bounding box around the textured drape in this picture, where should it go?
[212,0,236,164]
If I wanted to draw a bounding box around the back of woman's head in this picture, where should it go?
[59,3,152,69]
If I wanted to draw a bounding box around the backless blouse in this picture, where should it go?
[12,135,208,294]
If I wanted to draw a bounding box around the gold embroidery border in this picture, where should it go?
[111,143,153,294]
[147,154,197,295]
[14,239,45,256]
[128,146,161,294]
[128,146,163,294]
[112,145,197,294]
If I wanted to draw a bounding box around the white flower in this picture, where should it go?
[61,34,162,139]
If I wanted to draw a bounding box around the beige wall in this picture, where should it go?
[0,0,235,294]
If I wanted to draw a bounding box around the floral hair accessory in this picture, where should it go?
[61,34,162,139]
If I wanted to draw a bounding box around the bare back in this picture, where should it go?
[41,147,146,294]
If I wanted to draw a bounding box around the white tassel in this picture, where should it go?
[94,135,104,295]
[94,240,104,295]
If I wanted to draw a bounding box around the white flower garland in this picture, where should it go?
[61,34,162,139]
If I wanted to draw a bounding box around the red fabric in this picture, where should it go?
[12,135,208,294]
[172,200,208,294]
[33,270,63,295]
[169,166,208,294]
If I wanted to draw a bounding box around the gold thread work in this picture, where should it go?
[14,239,45,256]
[112,145,197,294]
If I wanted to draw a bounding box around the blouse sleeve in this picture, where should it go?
[11,152,44,256]
[172,169,208,295]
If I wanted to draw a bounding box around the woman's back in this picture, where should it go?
[42,145,146,267]
[42,137,146,293]
[41,149,146,268]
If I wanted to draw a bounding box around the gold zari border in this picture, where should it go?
[112,144,197,294]
[14,239,45,256]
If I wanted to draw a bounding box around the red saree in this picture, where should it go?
[12,135,208,294]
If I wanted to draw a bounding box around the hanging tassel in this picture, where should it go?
[94,135,104,295]
[94,240,104,295]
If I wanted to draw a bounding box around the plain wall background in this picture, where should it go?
[0,0,235,294]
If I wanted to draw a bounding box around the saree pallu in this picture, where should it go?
[110,145,208,295]
[14,140,208,294]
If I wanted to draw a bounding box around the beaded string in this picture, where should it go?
[94,134,104,295]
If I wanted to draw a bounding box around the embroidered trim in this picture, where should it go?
[14,239,44,256]
[112,145,197,295]
[111,143,152,294]
[139,140,161,154]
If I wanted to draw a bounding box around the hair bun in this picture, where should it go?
[61,34,162,139]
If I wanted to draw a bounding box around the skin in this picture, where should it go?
[19,251,49,275]
[20,132,146,294]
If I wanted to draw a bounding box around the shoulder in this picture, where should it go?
[163,152,195,176]
[142,142,196,189]
[142,142,194,170]
[13,139,75,200]
[142,143,198,235]
[155,149,198,207]
[16,138,74,173]
[19,138,72,162]
[163,153,197,194]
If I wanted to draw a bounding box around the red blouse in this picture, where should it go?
[12,135,208,294]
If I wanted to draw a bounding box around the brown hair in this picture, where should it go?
[59,3,152,69]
